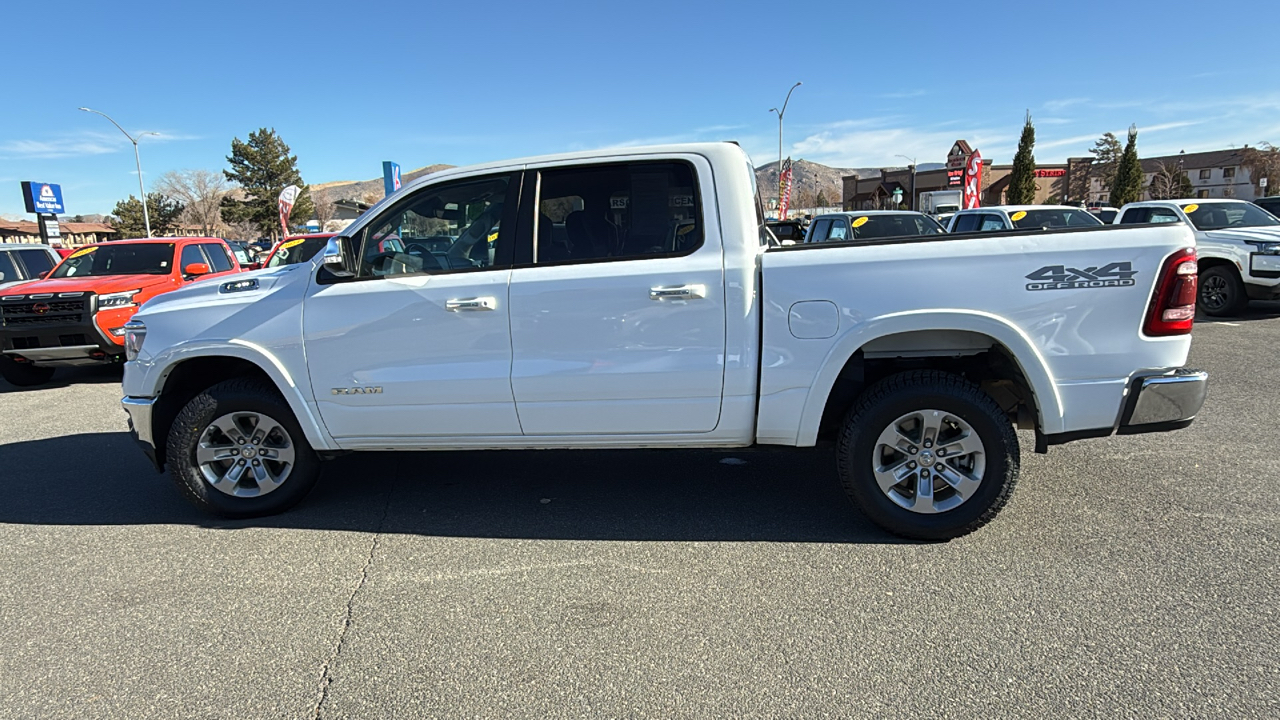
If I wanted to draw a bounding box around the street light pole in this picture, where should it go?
[896,154,917,210]
[769,82,802,216]
[79,107,159,238]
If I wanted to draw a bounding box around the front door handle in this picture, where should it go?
[445,296,497,312]
[649,284,707,301]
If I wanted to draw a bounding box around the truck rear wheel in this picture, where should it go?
[167,378,321,518]
[0,356,56,387]
[836,371,1019,540]
[1198,265,1248,317]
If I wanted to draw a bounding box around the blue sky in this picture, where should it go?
[2,0,1277,217]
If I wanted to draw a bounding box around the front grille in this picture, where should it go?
[1,297,89,328]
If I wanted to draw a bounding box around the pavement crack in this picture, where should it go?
[312,471,394,719]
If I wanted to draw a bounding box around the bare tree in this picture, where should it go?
[1148,159,1195,200]
[1241,142,1280,197]
[313,195,339,229]
[155,169,230,236]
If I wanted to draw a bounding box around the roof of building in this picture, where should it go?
[1139,149,1249,173]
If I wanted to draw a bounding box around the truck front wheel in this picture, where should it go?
[837,371,1019,540]
[1198,265,1247,317]
[167,378,321,517]
[0,356,56,387]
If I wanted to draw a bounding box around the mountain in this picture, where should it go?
[309,164,455,206]
[755,159,871,207]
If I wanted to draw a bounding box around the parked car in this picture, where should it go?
[1117,198,1280,316]
[806,211,946,243]
[262,233,336,268]
[1253,196,1280,219]
[765,220,807,245]
[0,244,61,292]
[121,142,1206,540]
[226,241,262,270]
[0,237,242,386]
[1088,206,1121,224]
[947,205,1104,233]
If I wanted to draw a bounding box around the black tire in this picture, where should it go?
[0,356,56,387]
[167,378,321,517]
[1198,265,1248,317]
[836,370,1020,541]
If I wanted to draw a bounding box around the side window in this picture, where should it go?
[1118,208,1149,224]
[179,244,206,272]
[201,244,233,272]
[808,219,832,242]
[979,215,1006,231]
[827,220,850,242]
[0,252,18,284]
[358,174,515,278]
[16,249,55,278]
[951,214,979,233]
[1149,208,1180,223]
[535,161,703,263]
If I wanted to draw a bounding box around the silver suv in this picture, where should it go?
[0,244,61,291]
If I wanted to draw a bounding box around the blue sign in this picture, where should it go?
[21,181,65,214]
[382,161,401,197]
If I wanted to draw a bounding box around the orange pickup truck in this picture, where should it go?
[0,237,242,386]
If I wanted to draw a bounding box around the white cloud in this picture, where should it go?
[786,120,1012,167]
[0,129,199,159]
[1043,98,1090,112]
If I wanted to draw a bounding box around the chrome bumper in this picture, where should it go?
[1118,369,1208,434]
[122,396,162,472]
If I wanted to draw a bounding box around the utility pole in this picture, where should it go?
[896,154,917,210]
[79,107,159,237]
[769,82,802,215]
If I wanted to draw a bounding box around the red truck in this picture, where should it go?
[0,237,242,386]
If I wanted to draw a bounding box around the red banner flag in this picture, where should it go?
[778,157,794,219]
[962,151,983,209]
[278,185,301,237]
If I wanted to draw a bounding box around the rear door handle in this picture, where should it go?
[649,284,707,300]
[445,296,497,312]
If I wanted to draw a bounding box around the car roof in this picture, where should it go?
[814,210,929,218]
[282,233,336,241]
[105,237,224,244]
[0,243,59,251]
[955,205,1083,214]
[1122,198,1252,209]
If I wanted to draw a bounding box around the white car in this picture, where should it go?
[1116,199,1280,316]
[946,205,1104,233]
[0,244,61,291]
[121,142,1207,540]
[806,211,946,242]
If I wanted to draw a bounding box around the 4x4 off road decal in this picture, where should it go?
[1025,262,1137,291]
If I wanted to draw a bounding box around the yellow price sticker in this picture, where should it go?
[852,216,870,228]
[1183,204,1200,214]
[69,246,96,258]
[487,232,499,243]
[1010,211,1028,222]
[280,239,305,250]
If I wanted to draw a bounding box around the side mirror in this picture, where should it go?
[322,236,357,278]
[184,262,211,278]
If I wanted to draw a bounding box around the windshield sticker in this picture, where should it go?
[69,247,96,258]
[1183,204,1200,214]
[852,216,869,228]
[1025,262,1137,291]
[1010,211,1028,222]
[281,239,304,250]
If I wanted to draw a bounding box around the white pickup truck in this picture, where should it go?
[1116,199,1280,316]
[120,142,1208,539]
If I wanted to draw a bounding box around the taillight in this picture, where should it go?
[1143,248,1197,337]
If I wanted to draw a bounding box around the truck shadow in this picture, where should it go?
[1196,300,1280,324]
[0,365,123,394]
[0,432,909,544]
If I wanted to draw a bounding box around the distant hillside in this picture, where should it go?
[309,164,455,205]
[755,159,871,207]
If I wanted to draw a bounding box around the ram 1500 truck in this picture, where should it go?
[0,237,241,386]
[1116,198,1280,316]
[121,143,1208,539]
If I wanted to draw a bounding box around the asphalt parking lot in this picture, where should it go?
[1,307,1278,719]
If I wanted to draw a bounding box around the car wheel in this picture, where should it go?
[167,378,321,517]
[0,356,56,387]
[1198,266,1247,317]
[837,370,1020,541]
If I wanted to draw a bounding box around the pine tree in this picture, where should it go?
[220,128,313,238]
[1088,132,1123,196]
[1006,112,1037,204]
[111,193,185,238]
[1110,126,1144,207]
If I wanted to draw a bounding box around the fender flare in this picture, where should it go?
[795,309,1064,445]
[145,339,336,451]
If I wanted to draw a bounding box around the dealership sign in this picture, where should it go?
[1034,169,1066,178]
[21,182,65,214]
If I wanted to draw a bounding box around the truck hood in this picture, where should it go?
[134,263,307,316]
[0,274,173,297]
[1202,227,1280,244]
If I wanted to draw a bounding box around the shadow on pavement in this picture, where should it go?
[1196,300,1280,324]
[0,431,904,544]
[0,365,123,394]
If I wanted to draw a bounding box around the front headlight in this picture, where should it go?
[1253,242,1280,255]
[123,320,147,362]
[98,289,140,310]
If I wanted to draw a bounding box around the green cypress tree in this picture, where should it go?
[1006,112,1037,204]
[220,128,313,238]
[1110,126,1144,207]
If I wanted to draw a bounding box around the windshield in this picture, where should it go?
[848,213,946,240]
[1184,202,1280,230]
[268,237,329,267]
[1009,208,1103,230]
[51,243,175,278]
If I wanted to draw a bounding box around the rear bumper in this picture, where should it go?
[122,395,162,472]
[1038,368,1208,450]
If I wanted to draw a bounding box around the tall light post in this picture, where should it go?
[79,107,159,237]
[769,81,802,215]
[896,154,917,210]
